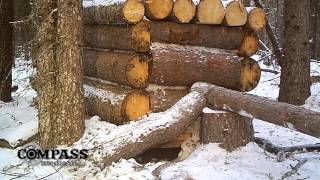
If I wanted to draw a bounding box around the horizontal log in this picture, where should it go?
[84,77,150,125]
[83,20,150,52]
[151,21,259,57]
[246,7,266,31]
[167,0,196,23]
[191,82,320,138]
[83,48,152,88]
[196,0,225,24]
[223,0,248,26]
[150,43,261,91]
[83,0,145,25]
[144,0,173,20]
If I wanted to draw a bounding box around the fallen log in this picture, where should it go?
[88,91,206,166]
[83,0,145,25]
[246,7,266,31]
[83,48,152,88]
[84,77,150,124]
[151,21,259,57]
[191,82,320,138]
[201,108,254,151]
[167,0,196,23]
[223,0,248,26]
[83,20,150,52]
[196,0,225,24]
[150,43,261,91]
[144,0,173,20]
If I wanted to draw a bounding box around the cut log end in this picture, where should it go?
[248,7,266,31]
[239,31,259,57]
[146,0,173,19]
[123,0,145,23]
[131,21,151,52]
[197,0,225,24]
[240,58,261,91]
[173,0,196,23]
[225,1,248,26]
[126,55,151,89]
[122,90,150,121]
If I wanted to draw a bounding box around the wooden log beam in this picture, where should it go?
[144,0,173,20]
[151,21,259,57]
[246,7,266,31]
[83,48,152,89]
[82,0,145,25]
[151,43,261,92]
[191,82,320,137]
[167,0,196,23]
[196,0,225,24]
[83,20,150,52]
[223,0,248,26]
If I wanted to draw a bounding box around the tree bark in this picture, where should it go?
[32,0,85,148]
[151,21,259,57]
[150,43,261,92]
[315,1,320,60]
[83,21,150,52]
[279,0,311,105]
[191,82,320,138]
[167,0,196,23]
[201,109,254,151]
[83,0,145,25]
[309,0,317,59]
[223,0,248,26]
[84,77,150,125]
[83,48,152,89]
[196,0,225,24]
[144,0,173,20]
[0,0,14,102]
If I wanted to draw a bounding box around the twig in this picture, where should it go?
[261,69,280,74]
[281,159,308,179]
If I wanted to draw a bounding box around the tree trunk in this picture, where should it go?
[309,0,317,59]
[279,0,311,105]
[83,0,145,25]
[150,43,261,92]
[83,21,150,52]
[151,21,259,57]
[167,0,196,23]
[201,108,254,151]
[32,0,85,149]
[315,1,320,60]
[246,7,266,31]
[144,0,173,20]
[0,0,14,102]
[196,0,225,24]
[84,77,150,125]
[223,0,248,26]
[191,82,320,138]
[83,48,152,89]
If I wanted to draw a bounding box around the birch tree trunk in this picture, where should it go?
[32,0,85,148]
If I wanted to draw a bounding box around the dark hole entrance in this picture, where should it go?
[135,147,181,164]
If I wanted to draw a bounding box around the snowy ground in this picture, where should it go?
[0,54,320,179]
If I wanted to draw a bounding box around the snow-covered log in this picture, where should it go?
[83,20,150,52]
[151,43,261,92]
[191,82,320,137]
[83,0,145,25]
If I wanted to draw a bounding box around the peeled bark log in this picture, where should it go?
[191,82,320,138]
[83,48,152,89]
[223,0,248,26]
[201,108,254,151]
[151,21,259,57]
[83,20,150,52]
[246,7,266,31]
[83,0,145,25]
[84,77,150,125]
[144,0,173,20]
[150,43,261,91]
[196,0,225,24]
[167,0,196,23]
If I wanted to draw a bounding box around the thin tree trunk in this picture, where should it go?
[315,1,320,60]
[32,0,85,149]
[279,0,311,105]
[0,0,14,102]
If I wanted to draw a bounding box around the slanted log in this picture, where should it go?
[83,48,152,89]
[201,108,254,151]
[246,7,266,31]
[83,0,145,25]
[84,77,150,125]
[83,21,150,52]
[223,0,248,26]
[151,21,259,57]
[144,0,173,20]
[191,82,320,138]
[196,0,225,24]
[150,43,261,92]
[167,0,196,23]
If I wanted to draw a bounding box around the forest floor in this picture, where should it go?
[0,53,320,179]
